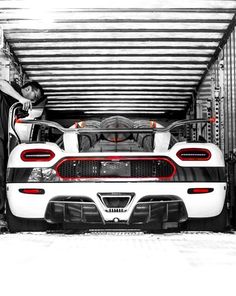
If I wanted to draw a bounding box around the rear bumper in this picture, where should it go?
[7,182,226,224]
[44,197,188,228]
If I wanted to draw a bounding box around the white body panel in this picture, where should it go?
[6,127,226,224]
[14,108,44,142]
[7,181,226,220]
[7,142,225,169]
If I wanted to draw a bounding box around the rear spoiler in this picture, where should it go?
[9,103,215,153]
[10,102,215,134]
[15,118,215,134]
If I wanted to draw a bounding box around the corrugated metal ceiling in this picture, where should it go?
[1,0,236,118]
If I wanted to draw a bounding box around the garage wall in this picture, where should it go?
[0,36,26,85]
[197,23,236,156]
[224,29,236,156]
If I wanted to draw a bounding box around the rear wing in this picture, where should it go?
[15,118,214,134]
[8,102,215,153]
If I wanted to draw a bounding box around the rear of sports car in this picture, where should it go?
[6,140,227,233]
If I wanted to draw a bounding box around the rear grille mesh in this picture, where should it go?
[56,158,175,179]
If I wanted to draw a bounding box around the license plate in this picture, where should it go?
[100,161,131,177]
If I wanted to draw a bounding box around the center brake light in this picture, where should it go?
[177,148,211,161]
[21,149,55,162]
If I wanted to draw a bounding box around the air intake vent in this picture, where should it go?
[56,157,175,179]
[98,192,134,209]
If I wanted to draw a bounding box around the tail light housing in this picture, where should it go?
[19,188,45,194]
[188,188,214,194]
[21,149,55,162]
[177,148,211,161]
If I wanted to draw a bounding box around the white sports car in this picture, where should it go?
[6,103,227,232]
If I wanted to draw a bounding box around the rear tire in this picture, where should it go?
[6,202,48,233]
[184,202,228,232]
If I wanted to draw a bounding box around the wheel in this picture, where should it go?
[6,202,48,233]
[184,202,228,232]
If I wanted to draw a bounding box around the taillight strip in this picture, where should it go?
[21,149,55,162]
[177,148,211,161]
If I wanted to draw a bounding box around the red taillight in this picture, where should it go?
[177,148,211,161]
[188,188,214,194]
[19,188,45,194]
[21,149,55,162]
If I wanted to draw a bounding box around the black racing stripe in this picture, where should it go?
[7,165,226,183]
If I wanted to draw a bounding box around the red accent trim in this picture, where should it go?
[110,137,127,142]
[209,117,216,123]
[19,188,45,194]
[176,148,211,161]
[150,121,157,128]
[55,156,176,181]
[21,149,55,162]
[15,118,23,123]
